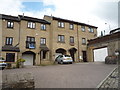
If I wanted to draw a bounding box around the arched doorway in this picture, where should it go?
[68,48,77,62]
[22,51,36,65]
[55,48,66,58]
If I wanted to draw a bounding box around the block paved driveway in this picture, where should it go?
[2,62,116,88]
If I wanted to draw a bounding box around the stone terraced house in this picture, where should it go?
[0,14,98,65]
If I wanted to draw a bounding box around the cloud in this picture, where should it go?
[0,0,119,36]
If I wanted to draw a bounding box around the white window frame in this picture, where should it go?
[58,21,65,28]
[7,21,14,28]
[58,35,65,42]
[81,26,85,31]
[6,37,13,45]
[82,38,86,44]
[41,24,46,30]
[70,24,74,30]
[40,38,46,45]
[70,36,74,43]
[28,22,35,29]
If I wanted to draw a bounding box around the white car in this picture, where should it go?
[0,58,7,70]
[55,55,73,64]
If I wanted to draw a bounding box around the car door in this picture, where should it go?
[59,55,63,61]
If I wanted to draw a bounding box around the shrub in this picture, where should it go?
[16,59,26,68]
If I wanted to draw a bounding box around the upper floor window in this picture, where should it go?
[40,38,46,45]
[58,35,65,43]
[69,23,74,30]
[6,37,13,45]
[58,21,65,28]
[82,38,86,45]
[27,22,35,29]
[88,27,94,33]
[26,36,35,49]
[7,21,14,28]
[81,26,85,32]
[41,24,46,30]
[70,36,74,43]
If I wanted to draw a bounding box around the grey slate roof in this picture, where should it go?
[18,15,51,24]
[44,15,98,28]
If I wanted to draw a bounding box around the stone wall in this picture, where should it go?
[2,73,34,89]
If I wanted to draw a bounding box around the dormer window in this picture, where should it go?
[7,21,14,28]
[27,22,35,29]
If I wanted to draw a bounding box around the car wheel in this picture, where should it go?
[0,67,5,70]
[70,62,73,64]
[60,60,63,64]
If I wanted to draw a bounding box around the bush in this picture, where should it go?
[16,59,26,68]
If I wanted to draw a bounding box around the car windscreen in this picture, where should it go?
[64,55,71,57]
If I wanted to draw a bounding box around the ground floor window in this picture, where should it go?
[6,53,15,62]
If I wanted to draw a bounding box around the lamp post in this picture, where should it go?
[105,23,111,34]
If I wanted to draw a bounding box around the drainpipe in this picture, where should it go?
[77,24,80,62]
[15,16,21,60]
[15,16,21,47]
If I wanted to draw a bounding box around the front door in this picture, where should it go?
[70,52,75,62]
[82,51,87,62]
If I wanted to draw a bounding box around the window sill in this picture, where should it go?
[57,41,65,43]
[41,29,46,31]
[70,43,74,46]
[82,43,86,45]
[27,27,36,29]
[58,26,65,28]
[7,27,14,29]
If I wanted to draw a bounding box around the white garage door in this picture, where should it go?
[22,54,33,65]
[94,47,108,62]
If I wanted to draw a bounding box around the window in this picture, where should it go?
[58,21,65,28]
[82,38,86,45]
[88,27,94,33]
[26,37,35,49]
[28,22,35,29]
[40,38,46,45]
[58,35,65,42]
[81,26,85,32]
[70,36,74,43]
[41,24,46,30]
[6,37,13,45]
[69,24,74,30]
[6,53,15,62]
[7,21,14,28]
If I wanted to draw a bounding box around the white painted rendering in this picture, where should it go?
[94,47,108,62]
[22,54,33,65]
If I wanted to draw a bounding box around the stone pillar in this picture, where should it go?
[87,46,94,62]
[35,53,39,65]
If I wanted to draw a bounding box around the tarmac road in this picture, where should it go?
[2,62,116,88]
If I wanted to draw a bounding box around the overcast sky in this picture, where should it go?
[0,0,119,36]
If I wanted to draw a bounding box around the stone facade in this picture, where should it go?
[0,14,97,65]
[88,29,120,62]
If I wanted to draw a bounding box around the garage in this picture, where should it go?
[22,51,35,65]
[94,47,108,62]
